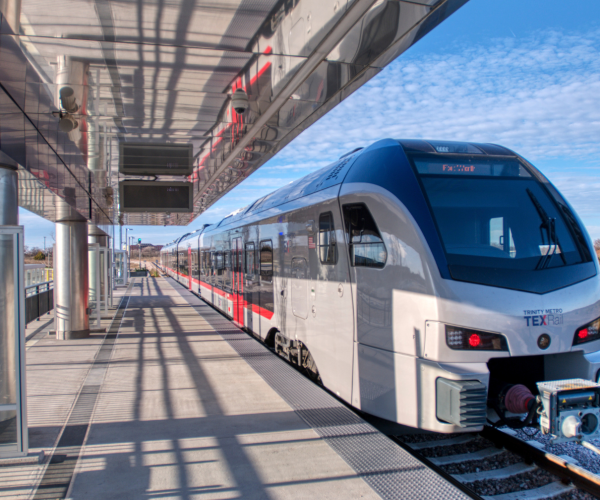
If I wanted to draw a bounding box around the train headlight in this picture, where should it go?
[573,317,600,346]
[445,325,508,351]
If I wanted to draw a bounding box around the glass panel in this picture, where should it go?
[0,235,16,406]
[245,243,255,276]
[319,212,337,264]
[260,240,273,281]
[224,250,231,292]
[100,251,106,301]
[342,204,387,268]
[419,175,583,270]
[0,409,17,446]
[89,248,98,304]
[490,217,503,251]
[352,243,387,268]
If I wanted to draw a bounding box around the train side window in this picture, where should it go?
[318,212,337,264]
[245,242,256,275]
[192,249,199,278]
[342,204,387,268]
[260,240,273,281]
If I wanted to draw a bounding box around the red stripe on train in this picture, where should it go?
[165,269,274,320]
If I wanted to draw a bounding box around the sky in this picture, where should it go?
[20,0,600,250]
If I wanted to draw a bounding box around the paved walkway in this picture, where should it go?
[0,287,129,499]
[67,278,380,499]
[1,277,468,500]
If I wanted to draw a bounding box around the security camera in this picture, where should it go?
[59,86,79,113]
[232,88,248,115]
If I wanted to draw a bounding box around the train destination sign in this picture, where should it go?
[414,158,531,177]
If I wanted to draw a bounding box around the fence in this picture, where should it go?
[25,281,54,324]
[129,269,149,277]
[25,265,53,287]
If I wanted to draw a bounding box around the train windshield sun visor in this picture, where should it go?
[408,154,595,294]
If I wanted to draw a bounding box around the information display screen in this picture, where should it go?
[119,143,193,175]
[413,156,531,177]
[119,181,193,212]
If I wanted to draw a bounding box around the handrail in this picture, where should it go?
[25,280,54,291]
[25,280,54,298]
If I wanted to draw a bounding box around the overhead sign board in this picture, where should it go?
[119,143,193,175]
[119,181,193,213]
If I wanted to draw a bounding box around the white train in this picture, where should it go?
[162,139,600,434]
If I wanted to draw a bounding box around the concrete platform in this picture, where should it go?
[0,278,469,500]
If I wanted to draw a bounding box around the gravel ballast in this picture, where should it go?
[513,427,600,475]
[398,432,466,444]
[418,436,492,458]
[468,468,556,496]
[554,490,598,500]
[442,450,524,475]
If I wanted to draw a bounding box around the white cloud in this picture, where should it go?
[548,175,600,216]
[277,30,600,165]
[27,29,600,246]
[584,226,600,242]
[261,162,327,172]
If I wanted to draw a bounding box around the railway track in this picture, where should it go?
[393,426,600,499]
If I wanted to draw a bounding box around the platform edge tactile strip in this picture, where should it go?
[31,283,133,500]
[169,280,471,500]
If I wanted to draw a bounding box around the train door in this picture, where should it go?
[259,239,274,329]
[291,257,308,319]
[244,242,256,333]
[232,237,244,327]
[188,247,192,290]
[310,208,356,403]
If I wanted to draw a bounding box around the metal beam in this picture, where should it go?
[196,0,379,202]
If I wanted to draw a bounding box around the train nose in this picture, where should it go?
[516,309,569,354]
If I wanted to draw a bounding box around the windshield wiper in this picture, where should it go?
[526,189,566,269]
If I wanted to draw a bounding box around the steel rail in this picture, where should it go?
[481,426,600,498]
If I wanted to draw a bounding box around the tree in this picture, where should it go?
[594,239,600,251]
[33,250,46,261]
[26,246,43,257]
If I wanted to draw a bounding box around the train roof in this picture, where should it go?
[179,225,212,243]
[161,224,213,250]
[162,233,191,250]
[206,138,517,231]
[396,139,515,156]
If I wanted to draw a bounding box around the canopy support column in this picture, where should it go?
[55,220,89,339]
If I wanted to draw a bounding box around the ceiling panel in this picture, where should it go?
[0,0,469,226]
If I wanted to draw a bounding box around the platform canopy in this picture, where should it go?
[0,0,467,227]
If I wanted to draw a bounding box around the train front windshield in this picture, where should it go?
[409,154,593,292]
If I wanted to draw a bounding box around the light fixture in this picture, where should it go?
[59,86,79,113]
[58,113,78,133]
